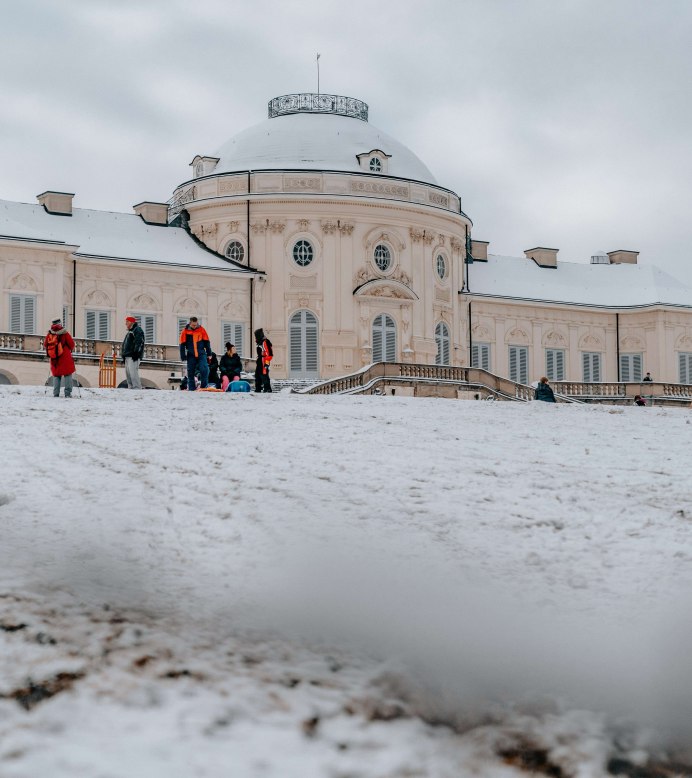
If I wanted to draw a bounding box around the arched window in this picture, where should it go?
[292,240,314,267]
[289,310,319,378]
[436,254,447,281]
[372,314,397,363]
[369,157,382,172]
[435,322,450,365]
[225,240,245,263]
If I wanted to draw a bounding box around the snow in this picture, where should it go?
[1,386,692,777]
[470,254,692,308]
[213,112,438,184]
[0,200,248,273]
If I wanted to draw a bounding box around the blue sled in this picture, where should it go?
[227,380,251,393]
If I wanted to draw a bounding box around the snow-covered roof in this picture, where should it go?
[0,199,249,273]
[469,254,692,308]
[212,113,438,184]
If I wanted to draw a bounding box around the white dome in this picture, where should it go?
[213,112,437,185]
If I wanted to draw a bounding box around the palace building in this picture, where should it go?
[1,92,691,389]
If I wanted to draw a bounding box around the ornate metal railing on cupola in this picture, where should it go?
[268,93,369,122]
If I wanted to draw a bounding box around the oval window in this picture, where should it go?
[293,239,314,267]
[374,244,391,272]
[436,254,447,280]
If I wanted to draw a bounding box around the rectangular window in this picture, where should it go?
[221,321,244,358]
[620,353,643,382]
[679,352,692,384]
[130,313,156,344]
[177,318,188,338]
[582,352,601,382]
[9,294,36,334]
[545,349,565,381]
[471,342,490,371]
[508,345,528,385]
[85,310,110,340]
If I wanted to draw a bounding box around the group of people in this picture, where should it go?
[178,318,273,392]
[534,375,652,406]
[45,315,274,396]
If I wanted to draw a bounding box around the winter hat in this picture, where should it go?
[51,318,62,325]
[254,328,264,342]
[50,322,63,331]
[125,316,137,324]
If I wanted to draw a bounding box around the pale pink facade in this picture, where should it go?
[1,93,691,388]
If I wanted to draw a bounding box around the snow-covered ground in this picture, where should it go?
[1,386,691,777]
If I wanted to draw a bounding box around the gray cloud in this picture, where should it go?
[1,0,691,282]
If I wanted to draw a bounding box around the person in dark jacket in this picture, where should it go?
[634,394,646,406]
[45,318,76,397]
[534,376,556,403]
[179,317,212,390]
[207,352,221,389]
[642,372,652,382]
[219,342,243,389]
[254,328,273,393]
[122,316,145,389]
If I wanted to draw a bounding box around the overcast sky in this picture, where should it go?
[2,0,691,284]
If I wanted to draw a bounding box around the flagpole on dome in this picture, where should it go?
[316,52,320,96]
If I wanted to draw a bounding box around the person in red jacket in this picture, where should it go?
[45,318,76,397]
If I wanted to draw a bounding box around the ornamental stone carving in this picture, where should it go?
[321,221,337,234]
[450,237,464,253]
[8,273,37,291]
[227,221,240,233]
[543,330,567,347]
[176,297,200,313]
[85,290,112,306]
[199,223,217,237]
[338,222,354,235]
[219,178,247,194]
[269,221,286,234]
[297,219,310,230]
[368,285,408,299]
[620,335,644,350]
[251,222,268,234]
[579,333,603,349]
[284,176,322,191]
[351,180,409,197]
[506,327,529,345]
[428,192,450,207]
[472,324,491,341]
[132,294,157,310]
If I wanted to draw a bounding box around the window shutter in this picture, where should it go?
[23,296,35,334]
[620,354,630,382]
[222,322,244,357]
[556,350,564,381]
[10,296,21,333]
[509,346,518,381]
[372,315,383,363]
[63,305,69,329]
[98,311,110,340]
[582,352,591,382]
[305,312,318,372]
[519,347,528,384]
[593,353,601,382]
[178,318,188,338]
[632,354,642,382]
[546,349,554,379]
[680,353,692,384]
[86,310,96,340]
[290,314,303,371]
[384,316,396,362]
[471,344,479,368]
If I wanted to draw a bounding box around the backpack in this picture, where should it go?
[45,332,63,360]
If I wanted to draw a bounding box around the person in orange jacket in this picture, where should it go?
[254,328,273,393]
[179,317,212,390]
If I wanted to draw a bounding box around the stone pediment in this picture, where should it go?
[353,278,418,301]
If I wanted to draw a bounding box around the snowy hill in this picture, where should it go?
[1,387,691,777]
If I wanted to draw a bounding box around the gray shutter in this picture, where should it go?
[86,310,96,340]
[222,322,244,357]
[372,315,383,363]
[23,296,35,334]
[555,350,564,381]
[436,323,450,366]
[582,352,591,382]
[471,344,479,368]
[546,349,554,380]
[680,353,692,384]
[384,315,396,362]
[519,347,528,384]
[509,346,518,381]
[10,296,21,333]
[620,354,630,382]
[305,312,318,372]
[632,354,642,382]
[98,311,110,340]
[593,353,601,382]
[290,313,303,371]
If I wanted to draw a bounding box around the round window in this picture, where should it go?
[436,254,447,280]
[369,157,382,172]
[225,240,245,263]
[374,244,391,272]
[293,239,314,267]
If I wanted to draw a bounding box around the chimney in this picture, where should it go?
[133,202,169,225]
[470,239,489,261]
[37,191,74,216]
[607,249,639,265]
[524,246,558,269]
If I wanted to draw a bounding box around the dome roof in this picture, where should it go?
[212,95,437,185]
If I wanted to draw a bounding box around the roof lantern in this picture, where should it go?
[590,250,610,265]
[268,93,369,122]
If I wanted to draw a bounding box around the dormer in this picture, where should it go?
[356,149,391,175]
[190,155,220,178]
[524,246,558,269]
